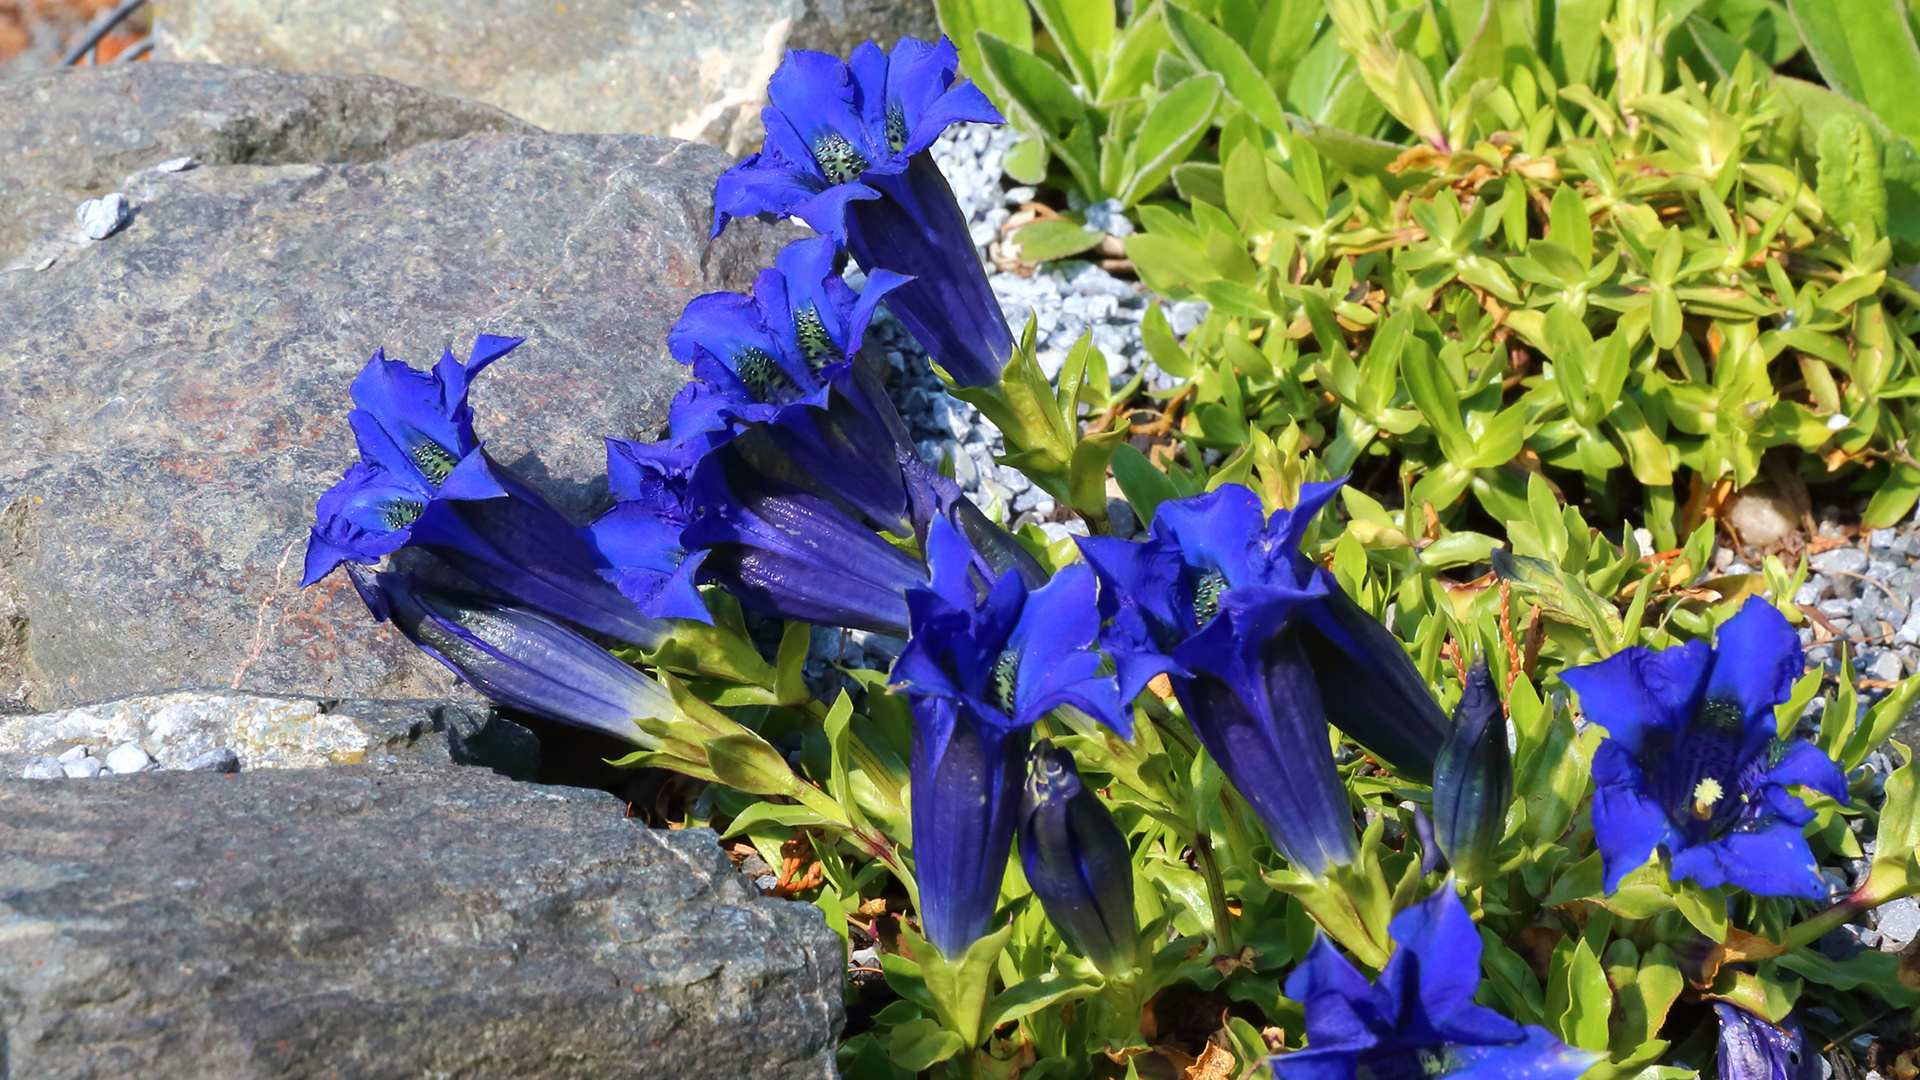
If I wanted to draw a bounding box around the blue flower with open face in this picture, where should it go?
[302,333,523,586]
[1560,597,1847,898]
[1078,482,1360,874]
[303,335,666,647]
[709,37,1014,388]
[1273,888,1600,1080]
[891,515,1124,956]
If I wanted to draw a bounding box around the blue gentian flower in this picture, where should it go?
[1560,597,1847,898]
[709,37,1014,387]
[669,237,933,535]
[1432,659,1514,885]
[1078,482,1359,874]
[1018,739,1138,975]
[1274,888,1601,1080]
[892,515,1125,956]
[348,564,674,747]
[1714,1004,1819,1080]
[303,337,666,647]
[582,437,712,623]
[302,334,522,585]
[679,441,930,636]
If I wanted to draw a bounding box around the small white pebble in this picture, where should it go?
[153,156,195,173]
[1827,413,1850,431]
[104,742,152,774]
[63,757,102,779]
[57,744,90,764]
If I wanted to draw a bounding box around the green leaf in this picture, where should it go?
[1547,937,1613,1052]
[1028,0,1113,90]
[934,0,1031,93]
[773,619,810,705]
[982,969,1095,1031]
[1163,2,1290,133]
[886,1018,966,1071]
[1111,443,1179,525]
[1009,219,1105,262]
[720,800,838,838]
[1788,0,1920,144]
[1120,73,1225,207]
[976,33,1102,198]
[1819,111,1890,239]
[1669,879,1730,939]
[1865,740,1920,904]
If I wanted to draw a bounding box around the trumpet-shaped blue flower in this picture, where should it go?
[709,37,1014,387]
[348,564,675,747]
[304,336,665,646]
[1079,482,1358,874]
[1560,597,1847,898]
[302,334,522,585]
[1274,889,1600,1080]
[1018,739,1138,974]
[679,441,929,636]
[582,437,712,624]
[892,515,1124,955]
[1714,1004,1818,1080]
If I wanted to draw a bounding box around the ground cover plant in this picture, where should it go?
[299,11,1920,1080]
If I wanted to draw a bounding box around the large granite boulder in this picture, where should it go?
[0,132,794,711]
[0,760,842,1077]
[152,0,938,153]
[0,62,540,262]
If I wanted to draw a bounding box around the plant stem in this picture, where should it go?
[1194,832,1238,956]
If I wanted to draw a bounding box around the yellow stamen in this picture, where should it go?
[1692,777,1725,820]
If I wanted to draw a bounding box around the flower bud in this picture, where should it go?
[1432,659,1513,885]
[1018,740,1138,974]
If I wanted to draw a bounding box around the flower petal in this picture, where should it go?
[1439,1026,1604,1080]
[912,701,1029,956]
[1766,740,1850,804]
[1560,640,1713,753]
[1382,890,1526,1047]
[1670,819,1827,899]
[1590,742,1675,894]
[1705,597,1806,732]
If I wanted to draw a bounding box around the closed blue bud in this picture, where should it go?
[1018,740,1138,975]
[1714,1004,1819,1080]
[1432,659,1513,885]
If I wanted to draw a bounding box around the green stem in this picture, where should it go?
[1193,833,1239,956]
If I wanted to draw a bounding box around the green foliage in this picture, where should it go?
[1125,34,1920,536]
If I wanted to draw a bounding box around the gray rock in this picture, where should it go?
[183,746,242,773]
[0,761,841,1077]
[75,192,130,240]
[1813,546,1870,576]
[20,756,62,779]
[1878,896,1920,949]
[0,134,792,709]
[0,690,446,771]
[0,62,538,262]
[155,0,936,155]
[103,741,153,774]
[60,755,100,778]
